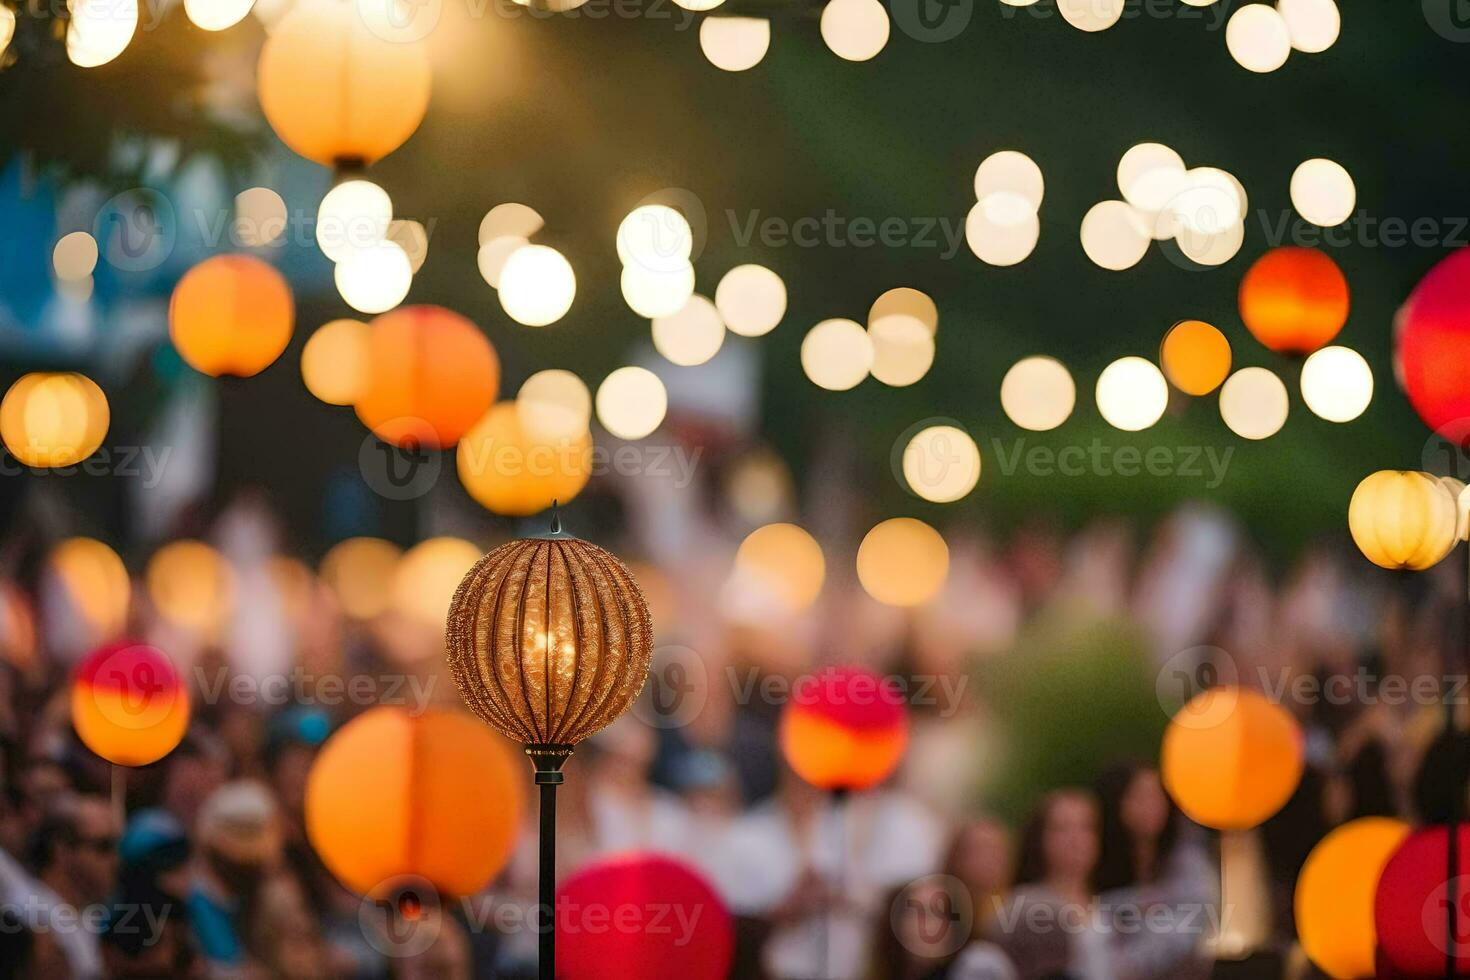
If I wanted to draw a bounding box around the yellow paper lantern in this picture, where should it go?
[306,706,523,899]
[1295,816,1410,979]
[456,402,592,517]
[0,373,109,468]
[1347,470,1459,571]
[855,518,949,607]
[169,255,294,378]
[47,538,130,641]
[1161,686,1303,830]
[257,0,431,168]
[146,541,235,637]
[390,537,480,630]
[320,537,401,620]
[300,319,371,406]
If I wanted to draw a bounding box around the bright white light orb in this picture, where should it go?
[621,262,696,319]
[1096,357,1169,432]
[675,0,723,9]
[617,205,693,274]
[1163,168,1245,237]
[1001,356,1076,431]
[334,241,412,315]
[700,16,770,71]
[499,245,576,327]
[386,220,428,274]
[652,294,726,367]
[0,8,14,56]
[317,180,392,263]
[1226,4,1291,73]
[67,0,138,67]
[1220,366,1288,439]
[184,0,255,31]
[477,236,528,289]
[1278,0,1339,53]
[1300,345,1372,423]
[1175,220,1245,267]
[801,319,873,391]
[53,232,99,281]
[1080,201,1151,271]
[903,425,981,503]
[1117,143,1187,213]
[1290,158,1356,227]
[973,151,1044,213]
[820,0,889,61]
[869,287,937,334]
[518,369,592,440]
[234,187,287,247]
[478,203,544,246]
[596,366,668,440]
[1058,0,1123,31]
[965,202,1039,266]
[715,264,786,337]
[868,315,935,387]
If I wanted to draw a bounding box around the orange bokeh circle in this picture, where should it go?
[1238,246,1348,356]
[354,306,500,450]
[170,255,294,378]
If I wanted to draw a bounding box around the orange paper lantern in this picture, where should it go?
[355,305,500,450]
[169,255,294,378]
[1238,246,1349,356]
[1160,319,1232,395]
[71,640,190,767]
[305,706,523,899]
[456,402,592,517]
[256,0,431,167]
[779,665,908,792]
[1295,816,1411,979]
[1160,686,1303,830]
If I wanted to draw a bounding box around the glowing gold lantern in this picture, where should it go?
[1295,816,1410,979]
[300,319,371,406]
[1161,686,1303,830]
[456,402,592,517]
[256,0,431,168]
[1347,470,1459,571]
[305,706,522,900]
[145,540,235,637]
[0,372,109,468]
[169,255,294,378]
[445,522,653,978]
[354,306,500,451]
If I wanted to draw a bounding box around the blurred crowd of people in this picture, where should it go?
[0,490,1467,980]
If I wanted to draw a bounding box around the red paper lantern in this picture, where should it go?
[778,664,908,792]
[71,640,190,766]
[1396,247,1470,447]
[1238,246,1349,356]
[556,853,734,980]
[1374,823,1470,976]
